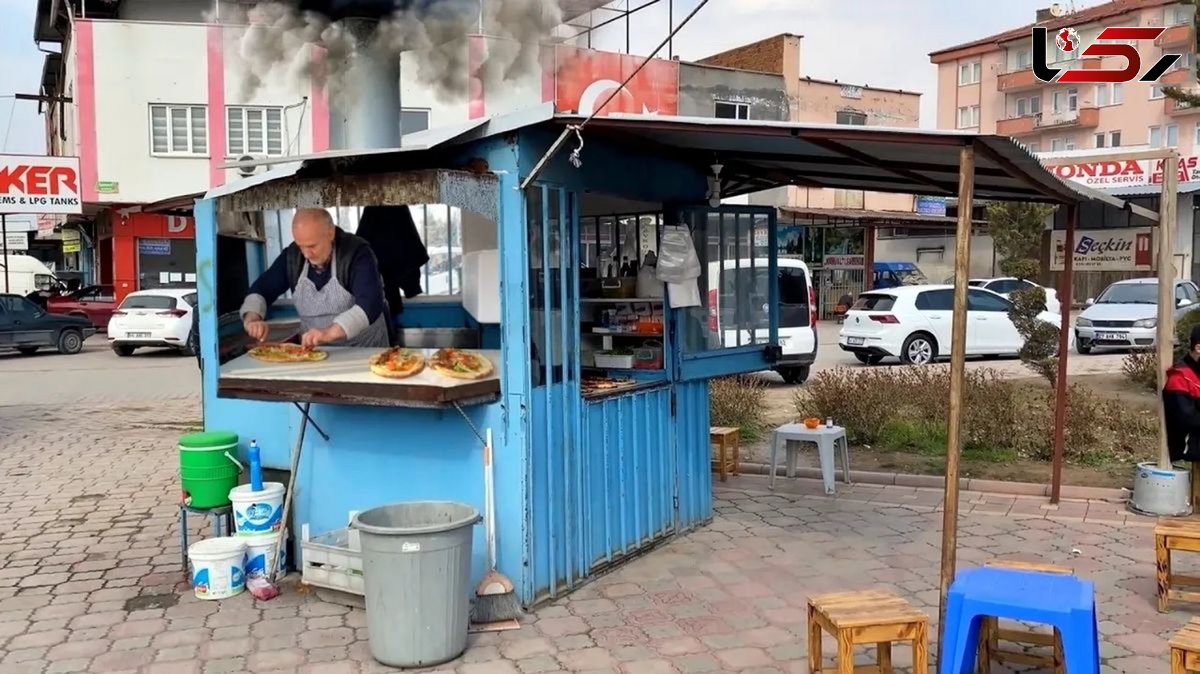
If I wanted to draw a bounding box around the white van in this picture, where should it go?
[705,258,818,384]
[0,255,58,297]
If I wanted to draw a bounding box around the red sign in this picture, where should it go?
[1046,156,1200,187]
[0,155,83,215]
[1033,26,1181,83]
[554,47,679,117]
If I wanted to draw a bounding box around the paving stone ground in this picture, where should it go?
[0,400,1182,673]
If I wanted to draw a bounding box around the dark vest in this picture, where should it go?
[283,228,373,292]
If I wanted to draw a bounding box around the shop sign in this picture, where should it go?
[1049,228,1154,271]
[3,231,28,251]
[36,214,58,239]
[915,196,947,217]
[824,255,864,269]
[61,229,80,254]
[138,239,171,256]
[555,46,679,117]
[0,155,83,215]
[1045,155,1200,187]
[96,181,119,194]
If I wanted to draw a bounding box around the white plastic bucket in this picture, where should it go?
[188,537,247,600]
[243,531,287,578]
[230,482,286,535]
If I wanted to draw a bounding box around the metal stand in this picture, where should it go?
[179,504,233,574]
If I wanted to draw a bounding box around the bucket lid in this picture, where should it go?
[188,536,247,556]
[180,431,239,449]
[351,501,481,536]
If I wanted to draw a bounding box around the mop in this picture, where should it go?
[247,401,312,601]
[470,428,521,623]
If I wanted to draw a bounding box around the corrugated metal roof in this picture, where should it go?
[1100,182,1200,197]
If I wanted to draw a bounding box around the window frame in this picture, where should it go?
[958,61,982,85]
[148,104,208,157]
[400,108,432,135]
[225,105,286,157]
[956,105,980,129]
[835,110,867,125]
[715,100,751,120]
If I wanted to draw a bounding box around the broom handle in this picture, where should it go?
[270,402,310,584]
[484,428,496,569]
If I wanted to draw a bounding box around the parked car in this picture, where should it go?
[872,261,929,289]
[707,258,817,385]
[837,285,1067,365]
[1074,278,1200,354]
[47,284,117,329]
[0,293,95,355]
[968,277,1062,316]
[108,289,198,357]
[0,254,59,297]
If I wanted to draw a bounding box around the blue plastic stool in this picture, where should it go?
[940,566,1099,674]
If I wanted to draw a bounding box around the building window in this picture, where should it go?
[1095,132,1105,148]
[715,101,750,120]
[226,106,284,157]
[1050,138,1069,151]
[1168,123,1179,146]
[1052,88,1078,113]
[1151,125,1163,147]
[1110,130,1121,147]
[149,104,207,156]
[1014,95,1042,117]
[1152,85,1166,100]
[956,105,980,129]
[1027,141,1041,153]
[1112,83,1123,104]
[1095,82,1125,106]
[1016,48,1032,69]
[1194,122,1200,145]
[1171,4,1194,24]
[835,110,867,125]
[1148,124,1177,148]
[1174,52,1195,72]
[400,108,431,134]
[958,61,982,85]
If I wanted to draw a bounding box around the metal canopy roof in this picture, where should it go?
[205,106,1154,221]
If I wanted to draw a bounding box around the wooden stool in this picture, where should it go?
[807,590,928,674]
[1171,618,1200,673]
[977,559,1072,674]
[709,427,740,482]
[1156,517,1200,612]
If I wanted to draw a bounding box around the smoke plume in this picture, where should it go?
[223,0,565,103]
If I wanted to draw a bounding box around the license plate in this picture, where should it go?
[128,332,151,338]
[847,337,865,346]
[1097,332,1126,341]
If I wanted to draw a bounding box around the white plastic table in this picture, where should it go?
[768,423,851,494]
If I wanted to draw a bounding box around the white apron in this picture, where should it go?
[293,249,390,348]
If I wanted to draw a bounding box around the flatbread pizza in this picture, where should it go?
[429,348,494,380]
[247,342,328,363]
[368,348,426,379]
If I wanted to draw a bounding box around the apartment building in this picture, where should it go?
[929,0,1200,289]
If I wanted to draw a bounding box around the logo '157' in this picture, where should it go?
[1033,26,1182,83]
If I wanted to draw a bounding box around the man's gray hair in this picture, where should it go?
[294,208,335,229]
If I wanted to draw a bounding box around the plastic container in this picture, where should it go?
[188,537,247,600]
[351,502,481,668]
[247,440,263,492]
[179,431,243,509]
[594,353,635,369]
[230,482,286,535]
[243,531,287,578]
[301,524,364,595]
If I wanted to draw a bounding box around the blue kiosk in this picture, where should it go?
[195,108,1097,607]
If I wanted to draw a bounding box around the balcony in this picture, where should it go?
[1166,94,1200,115]
[1158,23,1194,47]
[997,68,1040,93]
[995,106,1100,137]
[1160,67,1194,86]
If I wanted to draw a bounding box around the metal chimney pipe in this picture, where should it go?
[327,18,402,151]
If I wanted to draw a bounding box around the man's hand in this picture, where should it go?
[244,316,269,343]
[300,324,347,349]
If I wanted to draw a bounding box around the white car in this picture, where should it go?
[969,277,1061,316]
[838,285,1067,365]
[1074,278,1200,354]
[108,288,198,357]
[706,258,817,384]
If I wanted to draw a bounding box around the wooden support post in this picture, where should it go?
[1158,151,1180,470]
[937,143,975,663]
[1050,204,1076,504]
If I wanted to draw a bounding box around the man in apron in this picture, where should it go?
[240,208,390,349]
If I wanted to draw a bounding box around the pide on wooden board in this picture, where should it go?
[247,343,328,363]
[429,348,494,380]
[368,348,426,379]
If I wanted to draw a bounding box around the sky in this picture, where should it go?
[0,0,1085,154]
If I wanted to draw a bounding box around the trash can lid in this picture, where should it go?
[351,502,481,536]
[179,431,239,449]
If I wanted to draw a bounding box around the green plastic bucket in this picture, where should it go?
[179,431,243,509]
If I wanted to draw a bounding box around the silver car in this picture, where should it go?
[1074,278,1200,354]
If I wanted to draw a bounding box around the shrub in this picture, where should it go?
[796,366,1155,465]
[1122,349,1159,391]
[709,375,768,441]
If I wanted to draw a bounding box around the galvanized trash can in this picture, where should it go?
[351,502,481,668]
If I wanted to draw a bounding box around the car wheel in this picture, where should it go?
[900,333,937,365]
[17,346,38,356]
[1076,340,1093,355]
[778,366,810,385]
[855,353,884,365]
[112,344,136,357]
[56,330,84,355]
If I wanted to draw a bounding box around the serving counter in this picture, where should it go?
[217,347,501,408]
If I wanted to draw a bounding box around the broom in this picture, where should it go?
[247,402,311,601]
[471,428,521,623]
